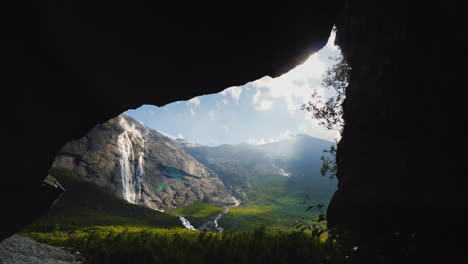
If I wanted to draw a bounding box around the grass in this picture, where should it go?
[169,201,224,227]
[164,174,335,232]
[21,226,346,264]
[22,168,182,232]
[219,175,333,232]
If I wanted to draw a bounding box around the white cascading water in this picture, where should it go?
[117,117,146,204]
[179,216,196,230]
[198,196,241,233]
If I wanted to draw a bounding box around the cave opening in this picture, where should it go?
[15,29,352,262]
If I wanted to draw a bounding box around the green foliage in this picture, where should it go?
[302,37,350,179]
[301,50,350,134]
[219,175,335,232]
[169,202,224,227]
[295,195,329,239]
[320,144,338,180]
[22,226,346,264]
[23,169,181,232]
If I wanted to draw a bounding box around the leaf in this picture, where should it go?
[311,229,319,238]
[318,214,326,222]
[306,205,314,211]
[317,230,325,237]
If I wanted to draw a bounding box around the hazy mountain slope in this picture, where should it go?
[181,134,336,199]
[182,143,283,199]
[52,114,234,211]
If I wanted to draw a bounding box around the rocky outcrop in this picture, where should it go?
[328,1,468,258]
[53,114,233,210]
[0,235,86,264]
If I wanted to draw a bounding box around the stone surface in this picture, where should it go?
[0,235,85,264]
[327,0,468,258]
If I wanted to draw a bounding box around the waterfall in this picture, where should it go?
[117,116,146,204]
[179,216,196,230]
[117,131,134,202]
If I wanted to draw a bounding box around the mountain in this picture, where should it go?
[178,134,337,231]
[50,114,337,231]
[180,134,336,200]
[52,114,235,211]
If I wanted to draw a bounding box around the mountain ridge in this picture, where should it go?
[53,114,336,220]
[53,114,235,211]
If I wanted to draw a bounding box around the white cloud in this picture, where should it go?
[222,99,229,105]
[247,130,293,145]
[223,125,229,132]
[188,97,201,107]
[325,28,338,51]
[252,90,262,104]
[249,31,340,115]
[274,129,293,142]
[208,138,219,145]
[208,110,216,120]
[252,90,273,111]
[190,108,196,116]
[220,86,242,101]
[256,100,273,111]
[297,114,340,142]
[177,132,184,139]
[247,136,267,145]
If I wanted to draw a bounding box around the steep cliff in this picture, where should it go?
[53,115,233,210]
[328,1,468,258]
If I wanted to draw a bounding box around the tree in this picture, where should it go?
[302,48,351,179]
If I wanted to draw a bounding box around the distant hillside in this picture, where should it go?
[181,134,336,200]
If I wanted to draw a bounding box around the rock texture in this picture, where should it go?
[53,114,233,210]
[0,235,85,264]
[3,2,342,240]
[328,0,468,258]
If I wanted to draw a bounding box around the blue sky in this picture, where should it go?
[126,29,341,146]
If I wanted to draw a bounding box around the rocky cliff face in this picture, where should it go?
[53,114,233,210]
[328,1,468,257]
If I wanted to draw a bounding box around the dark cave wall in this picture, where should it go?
[5,2,467,256]
[2,1,342,240]
[328,0,467,251]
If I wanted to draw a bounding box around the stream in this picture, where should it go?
[178,197,241,233]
